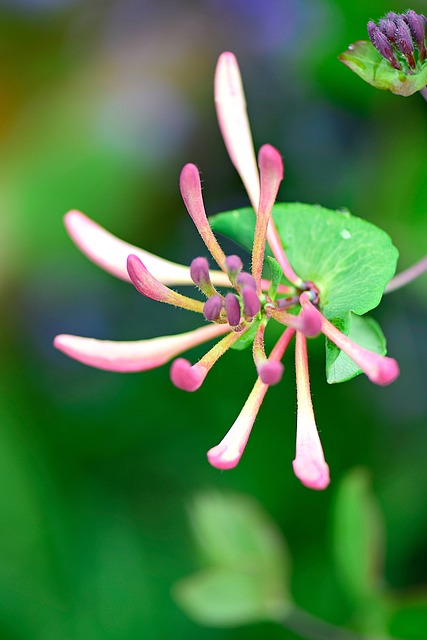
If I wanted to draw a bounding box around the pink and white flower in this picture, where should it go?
[54,52,409,490]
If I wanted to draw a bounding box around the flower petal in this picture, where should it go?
[252,144,284,290]
[293,332,330,490]
[180,164,228,272]
[214,52,260,210]
[64,209,231,287]
[127,254,204,313]
[208,326,295,469]
[53,323,230,372]
[385,255,427,293]
[300,293,399,385]
[214,54,303,287]
[207,378,268,469]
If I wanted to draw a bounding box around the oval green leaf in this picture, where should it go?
[210,202,398,320]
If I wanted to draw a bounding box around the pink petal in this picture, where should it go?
[293,332,330,490]
[127,254,204,313]
[300,293,400,386]
[252,144,284,290]
[208,326,295,470]
[179,164,227,271]
[64,210,231,288]
[385,255,427,293]
[214,54,303,287]
[214,52,260,210]
[53,323,230,372]
[207,378,268,469]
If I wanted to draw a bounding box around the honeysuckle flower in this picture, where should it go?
[55,51,423,490]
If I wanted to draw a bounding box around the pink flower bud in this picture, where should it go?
[203,295,223,321]
[225,254,243,275]
[242,287,261,318]
[190,257,211,286]
[224,293,241,327]
[237,271,257,290]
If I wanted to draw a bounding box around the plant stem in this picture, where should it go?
[281,606,392,640]
[419,86,427,102]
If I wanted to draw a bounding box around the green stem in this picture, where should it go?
[281,606,393,640]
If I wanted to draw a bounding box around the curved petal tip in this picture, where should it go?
[207,443,241,470]
[292,457,330,490]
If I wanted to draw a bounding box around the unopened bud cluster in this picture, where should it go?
[367,10,427,71]
[190,255,262,328]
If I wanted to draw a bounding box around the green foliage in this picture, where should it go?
[266,256,284,301]
[211,203,397,382]
[173,493,292,627]
[339,41,427,97]
[332,468,385,605]
[231,318,261,351]
[210,203,398,321]
[326,313,387,383]
[389,599,427,640]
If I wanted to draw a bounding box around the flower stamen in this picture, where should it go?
[170,329,244,391]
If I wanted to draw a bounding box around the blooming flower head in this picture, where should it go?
[55,52,420,491]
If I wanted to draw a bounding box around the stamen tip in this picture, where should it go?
[370,356,400,386]
[170,358,205,392]
[207,443,241,470]
[292,457,330,491]
[258,361,284,385]
[301,308,322,337]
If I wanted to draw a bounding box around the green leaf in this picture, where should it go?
[332,469,386,606]
[231,318,261,351]
[187,492,290,577]
[339,40,427,97]
[172,492,292,627]
[266,256,284,301]
[326,313,387,384]
[388,598,427,640]
[210,202,398,320]
[173,567,290,627]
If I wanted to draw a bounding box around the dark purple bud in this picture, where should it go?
[406,10,426,60]
[225,254,243,275]
[385,11,400,24]
[259,361,284,386]
[190,257,210,286]
[378,18,397,42]
[368,21,402,70]
[396,17,416,68]
[224,293,241,327]
[236,271,257,290]
[203,295,223,321]
[242,287,260,318]
[367,20,378,42]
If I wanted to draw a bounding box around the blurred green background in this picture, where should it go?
[1,0,427,638]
